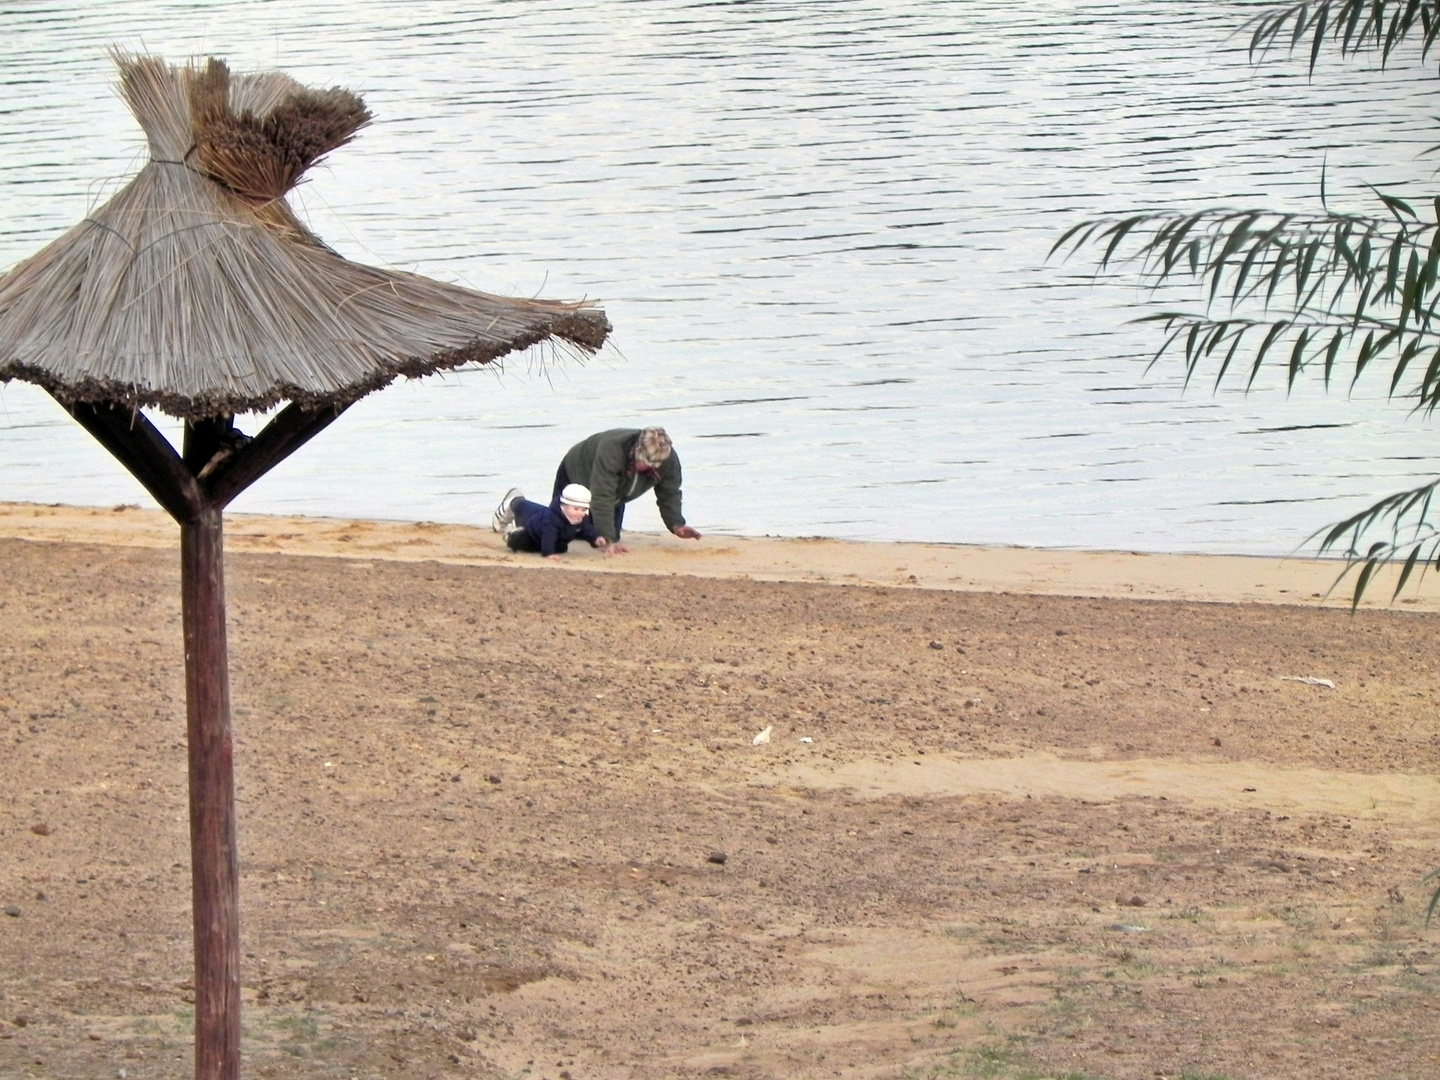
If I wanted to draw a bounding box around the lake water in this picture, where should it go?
[0,1,1436,554]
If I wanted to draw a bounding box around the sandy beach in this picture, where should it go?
[2,503,1439,1080]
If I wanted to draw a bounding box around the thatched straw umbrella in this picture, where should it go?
[0,52,608,1080]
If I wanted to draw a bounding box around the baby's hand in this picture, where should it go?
[594,536,609,549]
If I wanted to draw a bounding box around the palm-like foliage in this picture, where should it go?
[1055,0,1440,931]
[1248,0,1440,69]
[1052,0,1440,609]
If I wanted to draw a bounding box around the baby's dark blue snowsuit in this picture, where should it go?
[505,495,602,557]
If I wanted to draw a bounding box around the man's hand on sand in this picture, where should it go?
[671,525,702,540]
[546,554,563,562]
[611,543,630,554]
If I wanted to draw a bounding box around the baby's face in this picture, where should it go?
[561,503,587,524]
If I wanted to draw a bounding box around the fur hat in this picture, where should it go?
[635,427,673,468]
[559,483,591,510]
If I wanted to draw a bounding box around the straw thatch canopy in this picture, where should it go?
[0,52,609,420]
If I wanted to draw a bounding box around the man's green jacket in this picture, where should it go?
[561,428,685,543]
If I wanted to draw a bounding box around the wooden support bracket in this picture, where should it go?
[65,401,205,524]
[205,402,350,508]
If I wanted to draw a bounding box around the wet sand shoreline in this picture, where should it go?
[1,500,1433,611]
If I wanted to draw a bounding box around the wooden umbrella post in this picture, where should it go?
[181,502,240,1080]
[180,417,244,1080]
